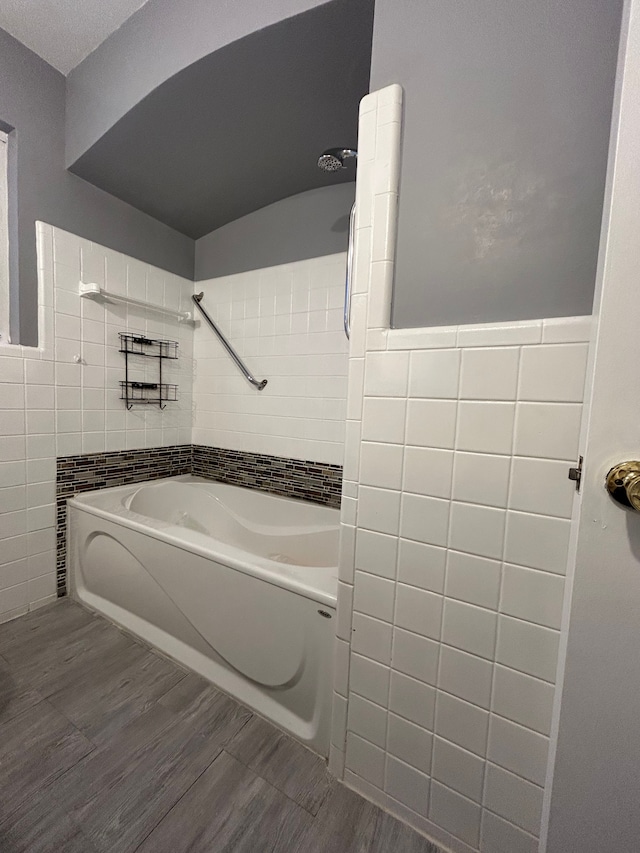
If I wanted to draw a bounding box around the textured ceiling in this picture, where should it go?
[0,0,150,73]
[69,0,374,239]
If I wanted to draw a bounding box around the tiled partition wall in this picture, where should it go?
[0,335,57,622]
[0,223,195,620]
[330,84,591,853]
[0,223,59,622]
[193,253,349,465]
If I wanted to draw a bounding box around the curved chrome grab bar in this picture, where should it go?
[344,202,356,340]
[191,293,267,391]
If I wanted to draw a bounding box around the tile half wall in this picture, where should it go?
[332,82,593,853]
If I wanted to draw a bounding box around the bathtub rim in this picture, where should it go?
[67,477,338,608]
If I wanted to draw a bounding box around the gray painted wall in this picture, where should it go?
[370,0,623,329]
[195,184,354,280]
[66,0,337,167]
[0,27,193,345]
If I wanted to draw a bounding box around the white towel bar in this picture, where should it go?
[79,282,192,322]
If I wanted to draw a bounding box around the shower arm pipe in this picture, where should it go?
[344,202,356,340]
[191,293,267,391]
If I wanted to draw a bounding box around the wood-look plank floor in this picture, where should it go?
[0,600,441,853]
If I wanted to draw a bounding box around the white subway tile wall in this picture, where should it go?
[192,254,349,465]
[0,223,194,618]
[52,227,194,455]
[332,84,591,853]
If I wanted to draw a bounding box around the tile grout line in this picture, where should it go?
[128,746,229,853]
[429,344,464,819]
[0,694,98,830]
[479,344,525,845]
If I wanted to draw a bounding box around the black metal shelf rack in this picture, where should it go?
[118,333,179,410]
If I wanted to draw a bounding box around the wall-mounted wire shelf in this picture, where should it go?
[119,334,178,359]
[120,381,178,407]
[119,333,179,409]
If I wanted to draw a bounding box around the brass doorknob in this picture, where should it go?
[605,462,640,511]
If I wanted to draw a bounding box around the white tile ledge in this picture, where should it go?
[387,326,457,350]
[381,316,592,351]
[0,343,43,358]
[541,315,593,344]
[456,320,542,348]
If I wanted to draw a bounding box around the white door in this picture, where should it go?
[542,2,640,850]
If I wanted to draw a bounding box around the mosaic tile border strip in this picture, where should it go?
[191,445,342,510]
[56,444,343,595]
[56,445,192,595]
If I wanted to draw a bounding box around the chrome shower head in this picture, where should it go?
[317,148,357,172]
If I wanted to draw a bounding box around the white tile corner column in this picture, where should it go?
[329,82,403,781]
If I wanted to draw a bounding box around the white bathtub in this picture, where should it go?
[68,475,339,755]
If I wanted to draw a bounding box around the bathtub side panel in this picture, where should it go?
[70,508,212,656]
[69,506,335,755]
